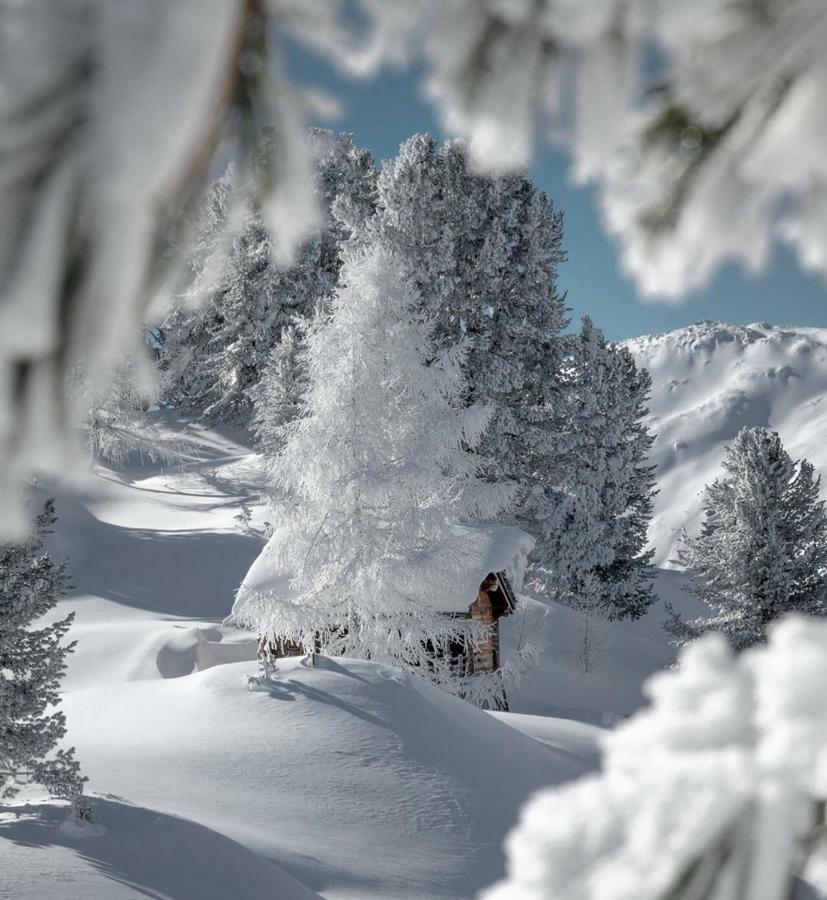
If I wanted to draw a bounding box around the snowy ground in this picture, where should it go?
[3,413,690,899]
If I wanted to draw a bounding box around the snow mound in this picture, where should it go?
[60,656,588,899]
[623,321,827,565]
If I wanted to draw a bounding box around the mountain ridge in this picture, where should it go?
[622,320,827,565]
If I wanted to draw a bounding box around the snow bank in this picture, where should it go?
[501,589,685,723]
[0,798,318,900]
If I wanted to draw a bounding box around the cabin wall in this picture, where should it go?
[469,591,500,674]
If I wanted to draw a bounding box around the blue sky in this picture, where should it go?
[286,49,827,341]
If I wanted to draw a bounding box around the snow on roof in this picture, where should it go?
[443,524,535,612]
[231,523,535,620]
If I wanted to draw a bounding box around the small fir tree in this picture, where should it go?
[234,243,515,703]
[0,500,88,818]
[668,427,827,651]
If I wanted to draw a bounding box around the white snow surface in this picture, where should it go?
[624,321,827,566]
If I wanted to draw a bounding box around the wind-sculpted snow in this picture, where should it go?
[0,797,320,900]
[59,657,588,899]
[623,321,827,565]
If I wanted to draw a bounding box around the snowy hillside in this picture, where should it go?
[3,415,617,900]
[8,322,807,896]
[0,396,750,898]
[624,321,827,566]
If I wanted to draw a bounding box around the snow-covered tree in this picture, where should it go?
[368,134,568,535]
[538,318,656,623]
[668,427,827,651]
[483,615,827,900]
[389,1,827,298]
[249,321,309,460]
[159,130,377,423]
[233,242,515,702]
[369,143,654,627]
[0,500,88,819]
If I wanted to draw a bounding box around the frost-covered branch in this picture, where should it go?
[72,359,191,467]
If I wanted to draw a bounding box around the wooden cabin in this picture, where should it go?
[467,569,518,674]
[232,524,536,681]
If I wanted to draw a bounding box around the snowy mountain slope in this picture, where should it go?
[5,411,716,898]
[624,321,827,566]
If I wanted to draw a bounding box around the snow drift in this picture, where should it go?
[58,656,588,900]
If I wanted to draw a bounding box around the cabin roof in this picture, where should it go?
[231,523,535,621]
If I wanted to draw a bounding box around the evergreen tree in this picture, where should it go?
[233,243,515,702]
[0,500,88,818]
[539,317,656,621]
[73,358,187,467]
[668,427,827,651]
[159,130,377,423]
[249,321,309,459]
[367,134,568,558]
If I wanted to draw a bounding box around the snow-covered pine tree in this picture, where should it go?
[668,427,827,651]
[534,318,656,626]
[367,134,568,551]
[159,130,377,423]
[234,242,515,702]
[74,358,187,467]
[249,321,309,460]
[0,500,88,818]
